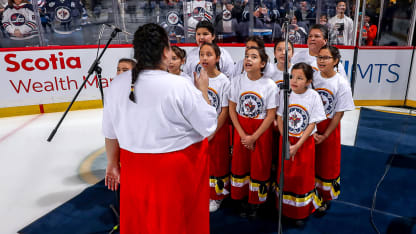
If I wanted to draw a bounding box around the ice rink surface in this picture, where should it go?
[0,107,362,233]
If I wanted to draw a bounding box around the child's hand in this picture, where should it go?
[289,144,300,160]
[194,69,209,93]
[314,133,327,144]
[241,135,256,151]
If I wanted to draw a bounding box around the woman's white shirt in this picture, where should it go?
[102,70,217,153]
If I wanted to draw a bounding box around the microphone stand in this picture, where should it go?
[47,27,121,142]
[277,16,292,234]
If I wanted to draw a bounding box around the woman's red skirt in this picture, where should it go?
[120,140,210,234]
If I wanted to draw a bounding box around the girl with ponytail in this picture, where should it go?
[102,23,217,234]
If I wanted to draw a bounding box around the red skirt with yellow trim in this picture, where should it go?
[120,140,210,234]
[209,122,231,200]
[315,118,341,201]
[276,135,321,219]
[231,114,273,204]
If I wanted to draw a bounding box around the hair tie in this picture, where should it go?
[130,84,135,92]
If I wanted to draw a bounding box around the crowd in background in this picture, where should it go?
[0,0,413,47]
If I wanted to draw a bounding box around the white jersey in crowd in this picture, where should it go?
[277,88,326,138]
[313,72,355,119]
[102,70,217,153]
[183,46,235,79]
[291,49,348,80]
[230,73,278,119]
[328,15,354,46]
[232,59,274,80]
[2,3,38,40]
[208,73,231,116]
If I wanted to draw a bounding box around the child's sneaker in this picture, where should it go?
[209,199,222,212]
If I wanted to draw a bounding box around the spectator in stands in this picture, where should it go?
[0,0,7,37]
[295,0,315,26]
[2,0,38,41]
[282,13,308,45]
[45,0,84,34]
[319,14,328,25]
[159,0,184,43]
[328,0,353,45]
[359,12,377,46]
[214,0,238,42]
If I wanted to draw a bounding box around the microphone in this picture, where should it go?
[105,24,133,35]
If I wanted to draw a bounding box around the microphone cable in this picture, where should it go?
[369,107,415,234]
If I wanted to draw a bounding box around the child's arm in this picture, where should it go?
[314,111,344,144]
[277,115,284,136]
[229,101,247,139]
[242,108,276,149]
[208,107,229,141]
[289,123,315,159]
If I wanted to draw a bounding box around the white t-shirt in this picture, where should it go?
[291,49,348,80]
[313,72,355,119]
[230,73,278,119]
[277,88,326,137]
[102,70,218,153]
[208,73,231,116]
[232,59,274,80]
[328,15,354,46]
[183,46,235,79]
[268,64,293,91]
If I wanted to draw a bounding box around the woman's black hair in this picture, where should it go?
[245,46,269,73]
[292,62,314,81]
[246,36,265,49]
[273,38,294,63]
[200,42,221,71]
[195,20,215,36]
[319,45,341,71]
[171,45,187,61]
[308,24,329,42]
[130,23,170,103]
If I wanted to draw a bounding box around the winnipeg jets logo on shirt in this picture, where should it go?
[194,63,202,75]
[167,11,180,26]
[315,88,334,117]
[288,104,309,137]
[223,9,231,21]
[192,7,205,21]
[208,87,220,112]
[55,6,71,22]
[239,92,264,118]
[10,13,26,26]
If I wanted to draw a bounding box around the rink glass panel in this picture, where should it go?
[0,0,414,47]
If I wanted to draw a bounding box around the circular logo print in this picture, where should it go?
[167,11,180,26]
[55,6,72,23]
[208,87,220,112]
[239,92,264,118]
[10,13,26,26]
[223,9,232,21]
[275,80,283,89]
[288,104,309,136]
[316,88,334,117]
[192,7,205,21]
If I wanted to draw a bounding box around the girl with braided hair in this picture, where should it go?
[102,23,217,234]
